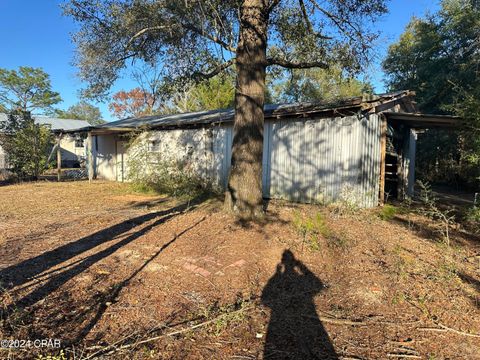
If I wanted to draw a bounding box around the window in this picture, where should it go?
[75,138,84,148]
[149,140,160,152]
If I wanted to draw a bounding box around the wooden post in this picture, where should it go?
[87,132,94,182]
[57,133,63,182]
[379,115,387,205]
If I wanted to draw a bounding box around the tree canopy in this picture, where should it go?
[270,66,372,104]
[56,101,105,125]
[383,0,480,188]
[0,67,62,113]
[65,0,387,217]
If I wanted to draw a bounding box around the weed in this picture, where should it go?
[391,291,407,305]
[293,212,332,251]
[330,185,363,216]
[125,131,221,200]
[378,204,398,221]
[464,206,480,222]
[426,258,458,283]
[417,181,456,246]
[194,297,251,337]
[37,350,67,360]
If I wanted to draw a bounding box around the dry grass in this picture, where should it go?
[0,181,479,359]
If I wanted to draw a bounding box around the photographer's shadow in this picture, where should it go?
[261,250,338,359]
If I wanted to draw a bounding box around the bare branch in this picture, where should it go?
[192,58,236,80]
[182,22,236,53]
[267,57,329,69]
[125,26,168,49]
[299,0,313,34]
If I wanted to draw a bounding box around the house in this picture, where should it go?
[84,91,459,207]
[0,114,91,170]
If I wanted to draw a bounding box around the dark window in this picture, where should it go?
[75,138,84,148]
[149,140,160,152]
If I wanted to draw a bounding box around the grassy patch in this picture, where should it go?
[378,204,398,221]
[293,212,332,251]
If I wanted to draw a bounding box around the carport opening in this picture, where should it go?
[381,112,460,203]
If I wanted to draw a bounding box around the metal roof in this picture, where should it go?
[0,113,91,131]
[384,112,460,128]
[95,90,413,131]
[32,116,91,131]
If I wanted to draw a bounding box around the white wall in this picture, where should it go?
[95,135,117,180]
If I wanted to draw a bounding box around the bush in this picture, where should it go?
[379,204,398,221]
[0,111,53,180]
[126,131,217,199]
[464,206,480,223]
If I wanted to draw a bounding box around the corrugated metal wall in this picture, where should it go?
[201,113,381,207]
[94,113,381,207]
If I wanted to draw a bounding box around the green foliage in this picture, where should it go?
[383,0,480,188]
[0,67,61,113]
[379,204,398,221]
[0,111,53,180]
[160,73,235,114]
[126,132,216,199]
[64,0,387,100]
[293,212,331,251]
[464,206,480,223]
[56,101,105,125]
[270,66,372,104]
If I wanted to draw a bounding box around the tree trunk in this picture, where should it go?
[224,0,268,218]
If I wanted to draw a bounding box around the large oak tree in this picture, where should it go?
[65,0,387,217]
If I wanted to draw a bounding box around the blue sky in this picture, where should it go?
[0,0,440,121]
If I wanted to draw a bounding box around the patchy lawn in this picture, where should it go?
[0,181,479,359]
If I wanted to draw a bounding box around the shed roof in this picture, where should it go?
[384,112,460,128]
[95,90,414,132]
[0,113,91,131]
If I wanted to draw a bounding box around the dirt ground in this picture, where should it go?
[0,181,479,359]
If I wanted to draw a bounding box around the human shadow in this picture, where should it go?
[261,250,338,359]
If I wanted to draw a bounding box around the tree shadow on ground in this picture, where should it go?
[0,197,206,337]
[261,250,338,359]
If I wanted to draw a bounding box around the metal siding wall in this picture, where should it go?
[211,124,233,188]
[94,113,381,207]
[265,114,381,207]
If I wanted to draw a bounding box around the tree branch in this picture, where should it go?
[182,22,236,53]
[192,58,236,80]
[299,0,313,34]
[267,57,329,69]
[126,26,168,48]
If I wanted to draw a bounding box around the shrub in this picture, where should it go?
[0,111,53,180]
[125,131,218,199]
[464,206,480,223]
[293,212,332,251]
[379,204,398,221]
[417,181,456,246]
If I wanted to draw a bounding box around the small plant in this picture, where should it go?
[37,350,67,360]
[334,185,362,215]
[417,181,456,246]
[464,205,480,224]
[378,204,398,221]
[293,212,331,251]
[292,211,350,250]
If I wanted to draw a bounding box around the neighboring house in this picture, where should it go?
[0,114,91,170]
[85,90,458,207]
